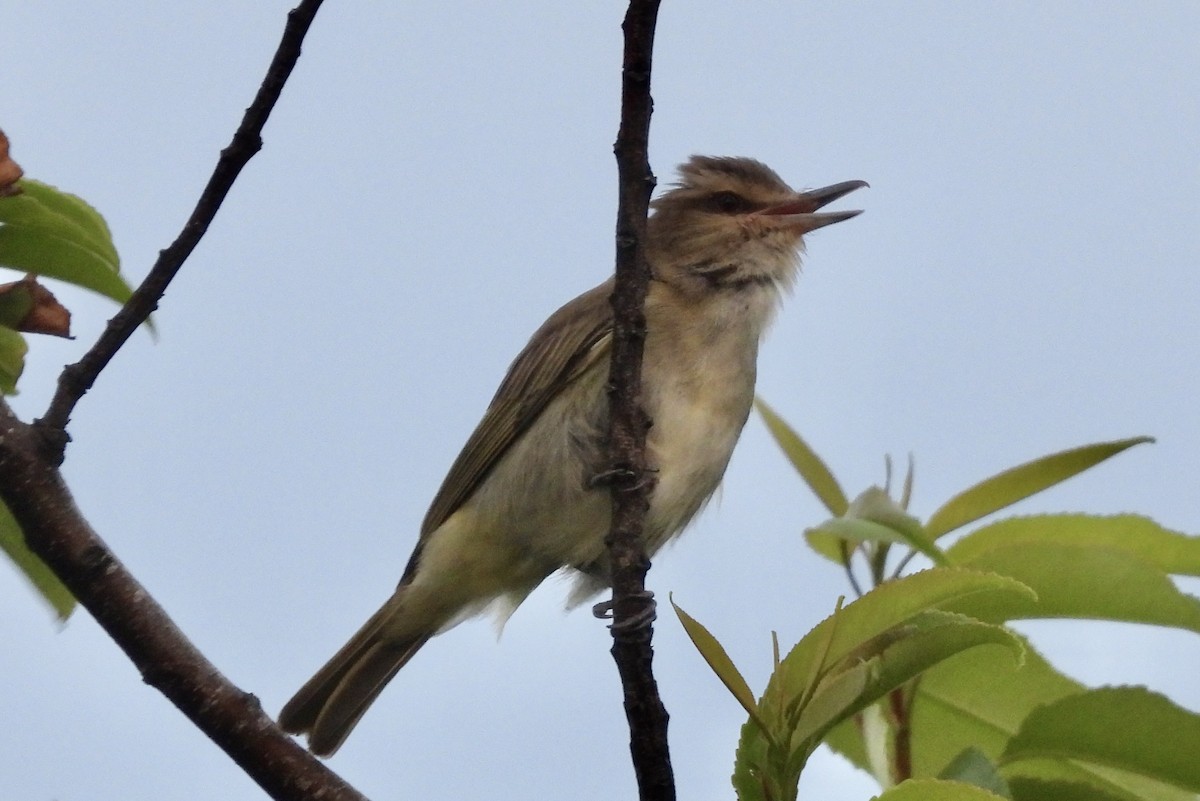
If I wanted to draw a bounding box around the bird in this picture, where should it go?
[279,156,867,755]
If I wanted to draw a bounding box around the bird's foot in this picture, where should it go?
[587,463,659,491]
[587,463,638,489]
[592,590,657,632]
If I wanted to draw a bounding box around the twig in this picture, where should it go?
[604,2,673,801]
[0,401,367,801]
[1,2,368,798]
[38,0,326,435]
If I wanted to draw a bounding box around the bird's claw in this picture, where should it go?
[592,590,657,632]
[587,464,659,491]
[587,464,638,489]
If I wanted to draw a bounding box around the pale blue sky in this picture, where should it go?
[3,3,1199,800]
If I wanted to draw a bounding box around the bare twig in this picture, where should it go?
[604,2,673,800]
[0,401,367,801]
[38,0,326,436]
[0,2,369,798]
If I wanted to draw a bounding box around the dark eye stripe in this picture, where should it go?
[708,190,754,214]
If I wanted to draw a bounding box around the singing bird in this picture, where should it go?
[280,156,867,755]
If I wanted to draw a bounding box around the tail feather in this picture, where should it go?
[279,597,430,756]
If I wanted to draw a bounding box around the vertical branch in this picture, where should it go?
[605,2,673,800]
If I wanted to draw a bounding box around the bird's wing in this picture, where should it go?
[400,279,615,584]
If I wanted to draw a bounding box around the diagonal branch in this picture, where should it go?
[0,2,369,798]
[38,0,326,435]
[604,2,674,800]
[0,400,367,801]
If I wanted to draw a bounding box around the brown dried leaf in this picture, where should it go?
[0,128,24,197]
[0,275,72,338]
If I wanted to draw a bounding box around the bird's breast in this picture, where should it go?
[640,323,760,550]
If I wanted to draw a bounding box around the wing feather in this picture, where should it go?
[400,279,615,584]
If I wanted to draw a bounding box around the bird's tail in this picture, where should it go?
[278,593,430,756]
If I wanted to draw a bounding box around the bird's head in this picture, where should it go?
[647,156,866,293]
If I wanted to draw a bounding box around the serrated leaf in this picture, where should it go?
[732,715,772,801]
[944,542,1200,633]
[0,178,131,304]
[939,747,1013,798]
[737,574,1033,801]
[788,659,875,755]
[873,778,1010,801]
[925,438,1154,540]
[950,515,1200,577]
[0,499,75,618]
[1002,687,1200,792]
[755,397,848,516]
[770,569,1034,700]
[792,612,1021,754]
[672,597,770,736]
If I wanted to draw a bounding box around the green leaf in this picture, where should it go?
[1006,764,1198,801]
[9,180,119,263]
[944,542,1200,633]
[787,658,875,754]
[1002,687,1200,792]
[847,486,947,564]
[672,597,771,736]
[735,574,1032,801]
[0,178,132,304]
[805,518,926,563]
[771,569,1034,700]
[732,715,776,801]
[1008,777,1142,801]
[950,515,1200,577]
[873,778,1011,801]
[826,640,1197,801]
[925,438,1154,540]
[792,612,1021,751]
[0,325,27,394]
[806,527,854,565]
[825,639,1073,778]
[0,499,75,618]
[755,397,848,516]
[738,614,1019,801]
[939,747,1013,798]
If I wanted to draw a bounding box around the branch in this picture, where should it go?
[0,2,369,798]
[0,401,367,801]
[604,2,674,801]
[38,0,326,435]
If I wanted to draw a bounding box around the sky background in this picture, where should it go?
[3,3,1199,800]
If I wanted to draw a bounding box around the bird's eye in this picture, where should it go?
[709,190,750,214]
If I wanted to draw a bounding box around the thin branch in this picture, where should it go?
[0,2,367,798]
[0,401,367,801]
[604,2,673,801]
[38,0,326,435]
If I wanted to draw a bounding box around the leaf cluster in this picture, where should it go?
[674,401,1198,801]
[0,132,137,618]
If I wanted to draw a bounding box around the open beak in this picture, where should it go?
[760,179,869,234]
